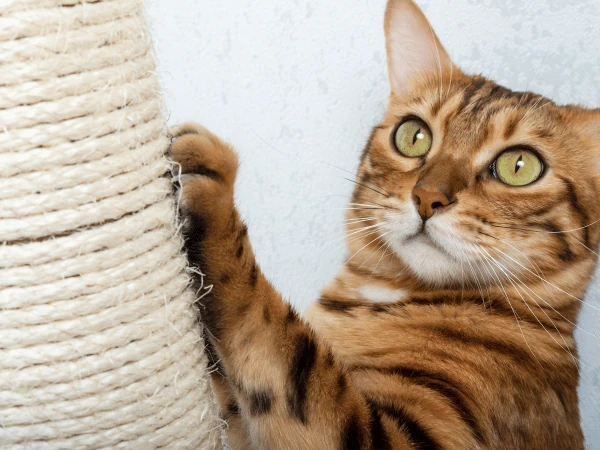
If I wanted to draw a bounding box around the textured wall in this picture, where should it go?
[146,0,600,446]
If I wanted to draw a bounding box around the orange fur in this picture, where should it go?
[171,1,599,448]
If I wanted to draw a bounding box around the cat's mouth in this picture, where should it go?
[406,224,459,261]
[405,221,431,242]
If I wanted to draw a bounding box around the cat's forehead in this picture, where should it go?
[400,76,559,155]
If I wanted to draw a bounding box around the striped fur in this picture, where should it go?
[171,1,599,448]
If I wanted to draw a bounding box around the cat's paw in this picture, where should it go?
[169,123,239,229]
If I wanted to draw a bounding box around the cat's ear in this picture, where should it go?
[384,0,456,97]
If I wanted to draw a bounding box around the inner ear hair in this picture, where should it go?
[384,0,457,97]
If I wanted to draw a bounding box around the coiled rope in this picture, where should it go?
[0,1,222,448]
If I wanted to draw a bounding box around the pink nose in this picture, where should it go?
[413,186,451,220]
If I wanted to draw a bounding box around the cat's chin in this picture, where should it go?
[390,233,468,286]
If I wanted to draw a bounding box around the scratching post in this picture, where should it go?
[0,1,222,448]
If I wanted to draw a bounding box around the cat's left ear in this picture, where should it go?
[385,0,457,97]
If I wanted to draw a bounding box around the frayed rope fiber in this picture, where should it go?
[0,1,223,448]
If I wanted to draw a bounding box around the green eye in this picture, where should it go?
[394,119,432,157]
[493,149,544,186]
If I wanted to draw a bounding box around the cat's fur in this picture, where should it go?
[170,0,600,448]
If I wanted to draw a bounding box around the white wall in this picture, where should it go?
[146,0,600,446]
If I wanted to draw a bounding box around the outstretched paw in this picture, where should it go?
[169,123,239,230]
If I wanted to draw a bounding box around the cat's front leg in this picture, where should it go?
[170,124,375,450]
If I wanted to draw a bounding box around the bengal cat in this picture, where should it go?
[169,0,600,448]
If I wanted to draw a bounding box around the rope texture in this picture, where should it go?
[0,1,223,448]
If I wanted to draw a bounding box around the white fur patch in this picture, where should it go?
[356,285,407,303]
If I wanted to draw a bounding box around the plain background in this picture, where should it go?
[146,0,600,446]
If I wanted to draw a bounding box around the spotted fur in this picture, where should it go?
[170,1,599,448]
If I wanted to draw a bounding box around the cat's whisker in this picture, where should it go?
[346,230,392,264]
[575,238,599,257]
[340,207,387,211]
[345,216,378,225]
[346,222,385,238]
[473,246,543,365]
[252,131,397,201]
[352,194,404,212]
[357,227,393,271]
[348,202,389,210]
[486,247,587,367]
[343,177,391,198]
[482,240,600,312]
[479,245,581,367]
[484,244,599,342]
[349,202,402,214]
[371,239,394,275]
[453,236,487,303]
[478,230,552,290]
[487,218,600,235]
[318,223,386,250]
[469,243,495,302]
[276,220,383,250]
[345,225,388,248]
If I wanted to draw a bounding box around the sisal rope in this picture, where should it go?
[0,0,223,448]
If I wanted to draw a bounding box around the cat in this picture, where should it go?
[169,0,600,448]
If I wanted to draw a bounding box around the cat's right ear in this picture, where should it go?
[384,0,456,97]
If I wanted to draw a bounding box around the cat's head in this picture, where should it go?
[351,0,600,296]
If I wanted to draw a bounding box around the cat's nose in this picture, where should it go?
[413,186,451,220]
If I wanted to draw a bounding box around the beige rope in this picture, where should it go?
[0,0,223,448]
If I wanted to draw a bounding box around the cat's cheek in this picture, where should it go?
[381,204,423,243]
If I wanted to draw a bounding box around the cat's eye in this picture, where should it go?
[394,118,432,158]
[492,149,544,187]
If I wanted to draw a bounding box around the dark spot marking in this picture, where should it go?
[182,211,208,268]
[219,272,232,284]
[386,366,485,444]
[369,303,393,314]
[425,325,543,369]
[287,333,317,424]
[373,400,440,450]
[229,210,237,232]
[248,390,273,416]
[227,400,241,416]
[560,177,591,246]
[236,302,251,316]
[185,166,222,181]
[325,350,335,367]
[249,263,258,287]
[536,129,554,139]
[430,97,444,117]
[461,77,487,110]
[317,298,358,314]
[236,243,244,258]
[236,225,248,242]
[285,306,299,326]
[341,412,367,450]
[503,116,520,140]
[366,399,392,450]
[336,374,348,403]
[542,222,575,262]
[403,294,532,324]
[263,305,271,324]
